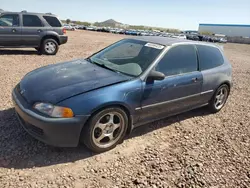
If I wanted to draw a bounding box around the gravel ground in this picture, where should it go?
[0,30,249,188]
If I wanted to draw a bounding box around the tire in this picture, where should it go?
[81,107,128,153]
[208,84,229,113]
[41,38,58,55]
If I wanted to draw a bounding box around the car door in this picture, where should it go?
[139,44,203,124]
[21,14,45,46]
[0,13,22,46]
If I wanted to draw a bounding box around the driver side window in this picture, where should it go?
[0,14,19,27]
[156,45,198,76]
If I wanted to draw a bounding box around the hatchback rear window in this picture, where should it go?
[43,16,62,27]
[196,45,224,70]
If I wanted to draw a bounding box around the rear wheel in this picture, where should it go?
[208,84,229,113]
[41,39,58,55]
[81,107,128,153]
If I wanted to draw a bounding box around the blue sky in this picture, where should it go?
[1,0,250,30]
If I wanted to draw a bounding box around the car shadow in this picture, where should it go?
[0,107,210,169]
[0,49,39,55]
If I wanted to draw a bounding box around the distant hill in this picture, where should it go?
[94,19,125,27]
[101,19,122,25]
[0,9,4,12]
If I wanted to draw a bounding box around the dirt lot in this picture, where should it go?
[0,30,249,188]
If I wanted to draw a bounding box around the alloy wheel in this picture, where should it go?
[92,112,125,148]
[214,87,228,110]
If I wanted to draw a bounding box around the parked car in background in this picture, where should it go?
[140,31,149,36]
[63,24,75,31]
[125,30,140,36]
[13,37,232,153]
[208,37,219,43]
[118,29,125,34]
[76,25,86,30]
[172,34,187,39]
[0,11,67,55]
[201,35,210,42]
[219,38,227,43]
[187,34,200,41]
[109,28,117,33]
[86,26,95,31]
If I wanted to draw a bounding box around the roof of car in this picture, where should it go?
[0,11,57,16]
[130,36,215,47]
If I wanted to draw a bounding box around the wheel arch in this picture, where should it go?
[83,102,134,136]
[41,35,60,45]
[219,81,231,93]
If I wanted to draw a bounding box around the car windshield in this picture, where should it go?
[88,39,164,77]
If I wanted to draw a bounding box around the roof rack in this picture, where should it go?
[45,12,53,15]
[21,10,27,13]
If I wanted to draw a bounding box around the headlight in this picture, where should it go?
[33,103,74,118]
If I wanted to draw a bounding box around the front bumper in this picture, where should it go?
[59,35,68,45]
[12,89,89,147]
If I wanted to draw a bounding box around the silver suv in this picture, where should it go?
[0,11,68,55]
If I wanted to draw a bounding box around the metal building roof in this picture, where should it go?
[199,23,250,28]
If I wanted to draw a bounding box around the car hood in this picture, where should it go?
[19,59,132,104]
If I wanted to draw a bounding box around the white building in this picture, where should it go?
[199,24,250,37]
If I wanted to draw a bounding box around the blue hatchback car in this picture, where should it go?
[12,37,232,152]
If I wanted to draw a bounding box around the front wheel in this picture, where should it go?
[208,84,229,113]
[81,107,128,153]
[41,39,58,55]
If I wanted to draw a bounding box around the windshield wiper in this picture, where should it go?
[89,59,119,73]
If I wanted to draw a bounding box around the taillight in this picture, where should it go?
[62,28,66,34]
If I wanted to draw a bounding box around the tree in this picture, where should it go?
[66,19,71,24]
[200,31,213,36]
[75,21,91,26]
[82,22,91,26]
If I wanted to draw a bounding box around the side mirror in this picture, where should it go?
[147,70,165,81]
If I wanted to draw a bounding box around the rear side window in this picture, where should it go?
[23,15,43,27]
[0,14,19,26]
[43,16,62,27]
[156,45,198,76]
[196,45,224,70]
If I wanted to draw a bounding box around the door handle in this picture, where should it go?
[12,29,16,33]
[192,77,198,82]
[37,29,42,33]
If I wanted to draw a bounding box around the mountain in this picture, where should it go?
[0,9,4,12]
[101,19,122,25]
[94,19,125,27]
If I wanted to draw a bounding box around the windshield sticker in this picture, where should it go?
[145,43,164,49]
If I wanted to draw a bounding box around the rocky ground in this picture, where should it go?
[0,31,249,188]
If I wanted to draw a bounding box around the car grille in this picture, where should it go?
[17,114,44,136]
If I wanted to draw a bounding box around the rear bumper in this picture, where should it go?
[59,35,68,45]
[12,88,89,147]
